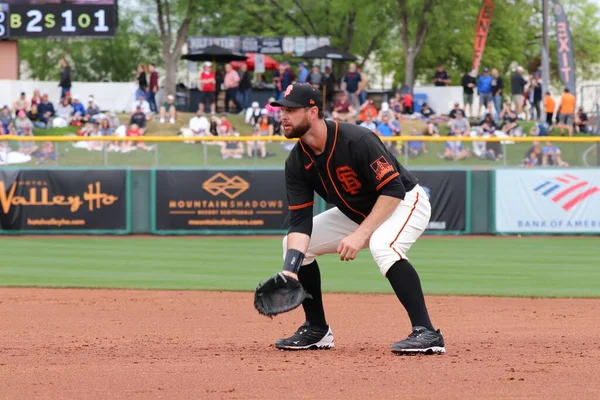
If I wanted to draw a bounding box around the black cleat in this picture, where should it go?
[391,326,446,355]
[275,322,335,350]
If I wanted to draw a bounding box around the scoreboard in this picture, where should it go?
[0,1,117,39]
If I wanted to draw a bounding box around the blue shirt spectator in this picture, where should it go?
[297,63,309,83]
[72,97,86,116]
[477,72,493,94]
[376,117,400,137]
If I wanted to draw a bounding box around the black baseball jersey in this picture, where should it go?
[285,120,418,234]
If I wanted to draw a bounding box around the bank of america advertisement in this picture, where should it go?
[495,169,600,233]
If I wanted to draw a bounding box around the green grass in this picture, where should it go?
[15,114,597,168]
[1,237,598,298]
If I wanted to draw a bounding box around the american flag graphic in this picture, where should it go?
[534,174,600,211]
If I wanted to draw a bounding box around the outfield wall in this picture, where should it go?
[1,168,599,235]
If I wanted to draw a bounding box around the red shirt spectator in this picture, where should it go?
[127,125,142,137]
[200,63,216,92]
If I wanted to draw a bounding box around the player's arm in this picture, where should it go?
[282,159,315,278]
[337,135,407,261]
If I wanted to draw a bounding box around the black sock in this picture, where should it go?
[297,260,327,328]
[386,259,435,331]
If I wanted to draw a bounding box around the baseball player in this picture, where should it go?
[268,83,445,355]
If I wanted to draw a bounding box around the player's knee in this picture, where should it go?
[369,233,405,276]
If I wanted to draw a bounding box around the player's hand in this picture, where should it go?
[281,270,299,280]
[337,231,369,261]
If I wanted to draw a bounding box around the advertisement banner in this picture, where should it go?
[187,36,330,55]
[495,169,600,233]
[327,170,469,233]
[552,1,576,95]
[472,0,495,72]
[153,170,289,234]
[0,169,130,234]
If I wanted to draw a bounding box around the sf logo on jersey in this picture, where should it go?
[336,166,362,195]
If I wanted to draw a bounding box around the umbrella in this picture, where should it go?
[181,45,248,63]
[231,53,280,71]
[299,45,357,61]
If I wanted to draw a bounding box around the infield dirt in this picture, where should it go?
[1,288,598,399]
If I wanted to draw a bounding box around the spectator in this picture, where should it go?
[529,71,543,121]
[125,123,154,152]
[440,132,470,161]
[188,108,210,136]
[490,68,504,120]
[480,113,497,134]
[323,66,336,112]
[524,141,543,167]
[544,91,555,126]
[449,110,470,136]
[130,105,147,133]
[32,141,57,165]
[85,96,101,122]
[423,115,440,136]
[220,129,244,159]
[402,92,413,114]
[360,113,377,133]
[408,129,428,157]
[542,141,568,166]
[359,99,378,124]
[357,66,369,105]
[131,94,152,119]
[18,125,38,155]
[433,64,451,86]
[511,66,528,117]
[159,94,177,124]
[448,103,464,121]
[555,87,576,137]
[238,63,253,111]
[529,121,549,137]
[59,58,72,101]
[256,113,274,136]
[332,92,354,122]
[148,63,159,114]
[308,64,323,90]
[99,118,114,136]
[13,92,29,114]
[420,103,435,119]
[14,110,34,135]
[27,104,44,129]
[376,113,401,156]
[461,70,476,118]
[273,62,295,101]
[218,114,232,133]
[575,107,590,134]
[37,94,55,128]
[245,101,262,126]
[199,62,216,114]
[377,102,395,122]
[70,95,86,126]
[54,98,73,127]
[484,131,504,161]
[31,89,42,107]
[223,63,242,113]
[342,63,362,109]
[108,112,121,130]
[297,63,309,83]
[246,126,267,159]
[264,97,280,120]
[86,120,104,151]
[477,67,493,118]
[136,63,148,99]
[499,104,519,136]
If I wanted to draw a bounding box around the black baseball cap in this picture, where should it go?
[270,83,323,110]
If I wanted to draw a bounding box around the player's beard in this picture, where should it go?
[283,116,311,139]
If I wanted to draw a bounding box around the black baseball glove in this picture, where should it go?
[254,272,312,317]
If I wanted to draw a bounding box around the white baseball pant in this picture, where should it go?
[282,184,431,276]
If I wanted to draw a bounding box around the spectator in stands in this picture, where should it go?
[511,66,528,117]
[188,108,210,137]
[54,97,73,127]
[389,97,402,118]
[246,126,267,159]
[423,115,440,136]
[440,132,470,161]
[342,63,362,109]
[32,141,57,165]
[480,113,497,134]
[420,102,435,119]
[15,110,34,135]
[544,91,555,126]
[264,96,279,119]
[297,62,309,83]
[449,110,470,136]
[499,104,519,136]
[136,63,148,100]
[256,113,274,136]
[218,114,232,133]
[448,103,464,121]
[433,64,451,86]
[70,95,86,126]
[37,94,55,128]
[555,87,576,137]
[576,107,590,134]
[130,105,147,133]
[108,112,121,130]
[542,141,568,166]
[27,104,44,129]
[132,94,152,119]
[529,121,550,137]
[125,123,154,152]
[245,101,262,126]
[148,63,159,114]
[273,62,295,101]
[0,106,14,134]
[360,113,377,133]
[377,102,394,123]
[99,118,114,137]
[86,120,104,151]
[199,62,216,115]
[18,125,38,156]
[359,99,378,124]
[529,71,543,121]
[376,113,400,156]
[238,63,253,111]
[484,131,504,162]
[491,68,504,121]
[408,129,427,157]
[159,94,177,124]
[332,92,354,122]
[524,141,543,167]
[309,64,323,90]
[59,58,72,101]
[85,96,101,122]
[477,67,493,118]
[223,63,242,114]
[220,128,244,159]
[402,92,413,114]
[461,70,476,118]
[13,92,29,114]
[31,89,42,107]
